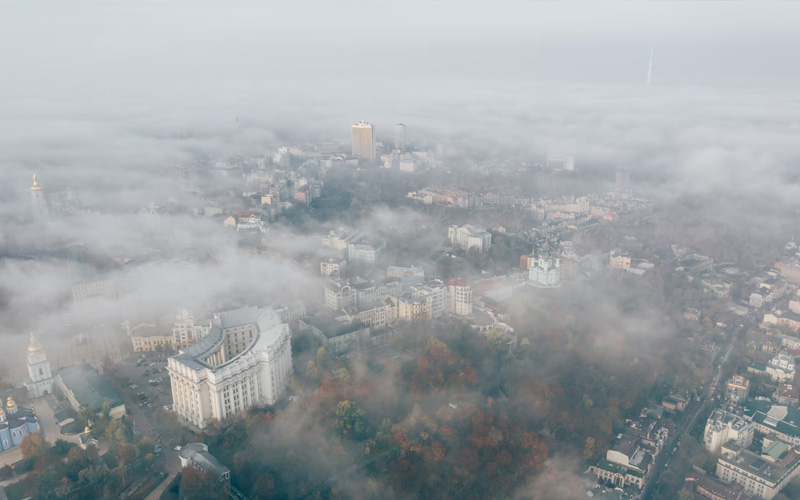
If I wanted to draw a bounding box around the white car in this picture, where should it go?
[174,446,182,451]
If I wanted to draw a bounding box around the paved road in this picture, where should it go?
[114,357,181,477]
[0,448,23,469]
[30,396,75,447]
[641,324,743,500]
[144,472,176,500]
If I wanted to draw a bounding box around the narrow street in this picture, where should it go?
[641,323,743,500]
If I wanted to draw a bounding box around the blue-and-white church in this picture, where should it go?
[0,396,40,451]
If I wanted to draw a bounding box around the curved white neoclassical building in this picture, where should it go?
[167,307,292,429]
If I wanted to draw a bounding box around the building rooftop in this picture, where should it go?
[130,325,168,338]
[746,400,800,439]
[684,471,751,500]
[304,313,367,339]
[180,443,230,478]
[172,307,285,372]
[612,432,640,458]
[459,223,490,236]
[594,458,623,475]
[778,383,799,400]
[325,279,353,292]
[781,310,800,323]
[58,364,123,412]
[719,440,800,485]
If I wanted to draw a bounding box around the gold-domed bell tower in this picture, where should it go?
[30,174,49,223]
[25,332,54,398]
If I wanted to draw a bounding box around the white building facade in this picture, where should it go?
[167,307,293,429]
[348,243,378,265]
[703,407,754,455]
[529,255,561,288]
[324,280,356,311]
[767,352,796,382]
[448,224,492,253]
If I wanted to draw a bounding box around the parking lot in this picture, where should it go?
[116,352,173,412]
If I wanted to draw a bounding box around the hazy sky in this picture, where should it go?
[3,2,800,85]
[0,2,798,202]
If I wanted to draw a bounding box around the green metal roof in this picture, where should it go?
[58,364,123,413]
[746,400,800,439]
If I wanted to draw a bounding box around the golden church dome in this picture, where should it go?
[31,174,42,192]
[28,332,44,357]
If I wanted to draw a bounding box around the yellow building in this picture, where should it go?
[610,250,631,270]
[131,325,173,352]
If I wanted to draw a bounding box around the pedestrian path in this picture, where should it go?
[0,448,23,468]
[144,472,176,500]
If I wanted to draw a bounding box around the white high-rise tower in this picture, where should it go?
[25,333,54,398]
[394,123,407,151]
[646,47,653,85]
[351,121,375,159]
[30,174,49,223]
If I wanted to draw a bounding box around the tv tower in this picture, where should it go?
[646,47,653,85]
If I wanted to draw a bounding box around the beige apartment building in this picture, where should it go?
[610,250,631,270]
[447,278,473,316]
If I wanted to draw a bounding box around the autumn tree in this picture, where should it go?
[105,419,131,446]
[66,446,92,482]
[305,360,319,379]
[76,406,94,427]
[583,437,596,460]
[316,346,330,367]
[336,400,366,437]
[117,443,136,486]
[35,469,61,500]
[78,464,111,487]
[181,467,229,500]
[20,433,47,460]
[252,473,276,500]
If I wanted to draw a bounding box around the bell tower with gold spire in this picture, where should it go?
[25,332,53,398]
[30,174,49,223]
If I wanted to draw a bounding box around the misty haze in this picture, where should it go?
[2,2,800,500]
